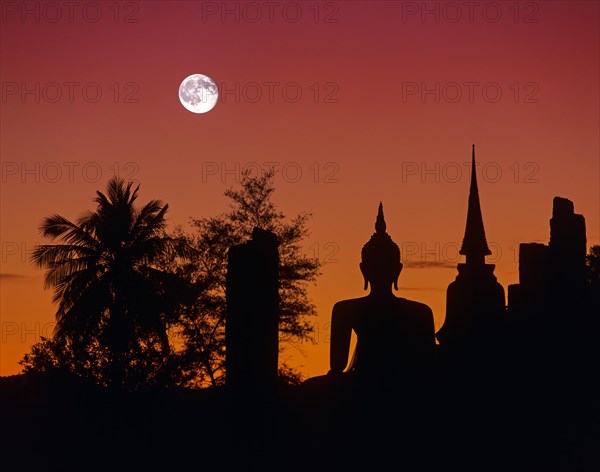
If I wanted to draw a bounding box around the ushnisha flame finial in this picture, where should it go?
[375,201,386,234]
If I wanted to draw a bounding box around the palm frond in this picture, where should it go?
[130,203,169,245]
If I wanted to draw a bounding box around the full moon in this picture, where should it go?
[178,74,219,114]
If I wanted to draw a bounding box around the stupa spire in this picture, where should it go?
[459,145,491,264]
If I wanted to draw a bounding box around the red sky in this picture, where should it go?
[1,0,599,377]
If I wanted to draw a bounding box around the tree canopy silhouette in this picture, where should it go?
[586,244,600,287]
[23,177,194,390]
[163,169,321,387]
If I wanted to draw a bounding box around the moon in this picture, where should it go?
[178,73,219,114]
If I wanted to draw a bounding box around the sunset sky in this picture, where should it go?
[1,0,598,378]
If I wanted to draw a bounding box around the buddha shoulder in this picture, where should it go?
[331,297,370,313]
[396,298,434,317]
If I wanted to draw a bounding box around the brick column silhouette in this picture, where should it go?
[226,227,279,394]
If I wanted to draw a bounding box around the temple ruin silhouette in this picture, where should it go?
[223,146,596,398]
[3,145,596,472]
[506,195,594,371]
[508,195,587,324]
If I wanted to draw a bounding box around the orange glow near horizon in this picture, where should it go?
[1,1,599,378]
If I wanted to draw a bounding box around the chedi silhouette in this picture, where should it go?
[436,144,505,352]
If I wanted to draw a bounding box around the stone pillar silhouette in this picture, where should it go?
[549,197,587,290]
[225,227,279,393]
[436,145,505,350]
[507,243,549,325]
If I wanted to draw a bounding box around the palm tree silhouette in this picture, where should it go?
[31,177,192,388]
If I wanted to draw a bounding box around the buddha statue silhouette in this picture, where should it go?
[327,203,436,384]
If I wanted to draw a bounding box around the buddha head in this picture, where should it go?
[360,203,402,291]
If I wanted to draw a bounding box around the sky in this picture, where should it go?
[1,0,599,378]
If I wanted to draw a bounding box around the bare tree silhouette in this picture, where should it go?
[164,169,321,387]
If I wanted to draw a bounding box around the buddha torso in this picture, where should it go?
[331,295,435,377]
